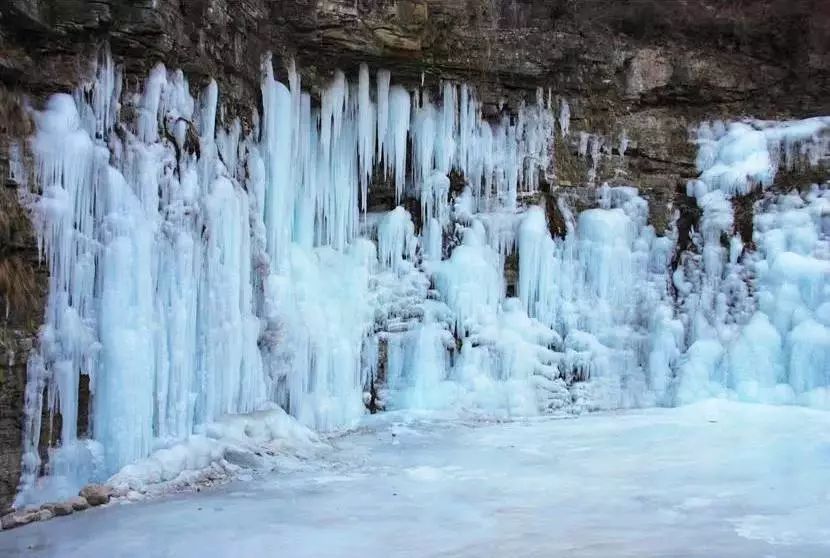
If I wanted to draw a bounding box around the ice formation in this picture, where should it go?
[106,405,323,495]
[676,118,830,406]
[517,186,680,409]
[12,46,830,506]
[15,51,560,504]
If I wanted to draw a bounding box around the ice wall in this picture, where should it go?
[19,61,273,504]
[16,51,559,504]
[675,119,830,406]
[512,118,828,412]
[516,186,680,410]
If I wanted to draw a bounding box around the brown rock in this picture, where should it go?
[372,28,422,51]
[79,484,111,507]
[1,512,20,530]
[42,501,74,516]
[625,48,673,97]
[1,510,37,530]
[68,496,90,512]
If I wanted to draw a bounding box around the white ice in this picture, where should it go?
[678,117,830,408]
[2,401,829,557]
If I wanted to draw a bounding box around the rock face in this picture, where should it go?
[0,170,46,512]
[0,0,828,509]
[0,506,53,530]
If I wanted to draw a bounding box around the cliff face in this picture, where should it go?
[0,0,828,509]
[4,0,828,176]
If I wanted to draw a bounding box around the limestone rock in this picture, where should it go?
[79,484,111,507]
[68,496,90,512]
[42,501,75,516]
[1,510,37,530]
[625,48,673,97]
[372,28,422,51]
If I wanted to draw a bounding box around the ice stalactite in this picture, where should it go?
[384,85,411,204]
[559,99,571,138]
[358,63,376,212]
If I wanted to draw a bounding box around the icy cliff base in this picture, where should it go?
[2,401,829,557]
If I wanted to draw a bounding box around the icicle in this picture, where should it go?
[436,81,457,174]
[357,63,376,212]
[386,86,411,203]
[559,99,571,137]
[412,94,437,197]
[261,57,294,272]
[376,69,391,162]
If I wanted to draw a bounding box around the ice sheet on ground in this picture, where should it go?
[2,400,829,558]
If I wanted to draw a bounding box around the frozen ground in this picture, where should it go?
[2,400,829,558]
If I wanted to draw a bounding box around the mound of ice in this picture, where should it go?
[691,117,829,200]
[108,407,325,494]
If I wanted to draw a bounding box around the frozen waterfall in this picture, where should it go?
[12,49,830,506]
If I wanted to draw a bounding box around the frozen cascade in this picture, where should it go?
[19,58,273,504]
[517,186,679,409]
[16,51,559,504]
[516,148,828,412]
[14,45,830,506]
[675,118,830,406]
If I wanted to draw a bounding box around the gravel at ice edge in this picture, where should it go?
[2,399,829,558]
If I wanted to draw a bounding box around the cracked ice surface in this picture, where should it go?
[2,400,829,557]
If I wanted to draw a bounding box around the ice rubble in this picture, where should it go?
[13,46,830,506]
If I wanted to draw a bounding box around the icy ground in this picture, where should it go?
[2,400,829,558]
